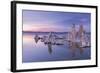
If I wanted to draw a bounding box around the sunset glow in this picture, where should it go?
[23,23,68,32]
[22,10,91,32]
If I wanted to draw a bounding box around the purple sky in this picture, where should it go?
[23,10,91,32]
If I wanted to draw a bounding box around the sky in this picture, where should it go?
[23,10,91,32]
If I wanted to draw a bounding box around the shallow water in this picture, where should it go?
[22,32,91,63]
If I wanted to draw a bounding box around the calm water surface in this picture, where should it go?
[22,32,91,63]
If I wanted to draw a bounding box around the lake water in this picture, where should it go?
[22,32,91,63]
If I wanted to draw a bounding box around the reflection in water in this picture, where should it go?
[69,42,84,57]
[36,39,89,57]
[34,24,90,57]
[48,43,52,54]
[23,24,91,62]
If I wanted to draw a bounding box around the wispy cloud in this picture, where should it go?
[23,10,91,32]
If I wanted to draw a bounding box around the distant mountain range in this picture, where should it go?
[22,31,90,34]
[22,31,68,34]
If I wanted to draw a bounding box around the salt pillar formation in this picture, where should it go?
[34,34,39,43]
[69,24,77,56]
[70,24,77,43]
[70,24,77,48]
[47,32,53,54]
[78,24,85,47]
